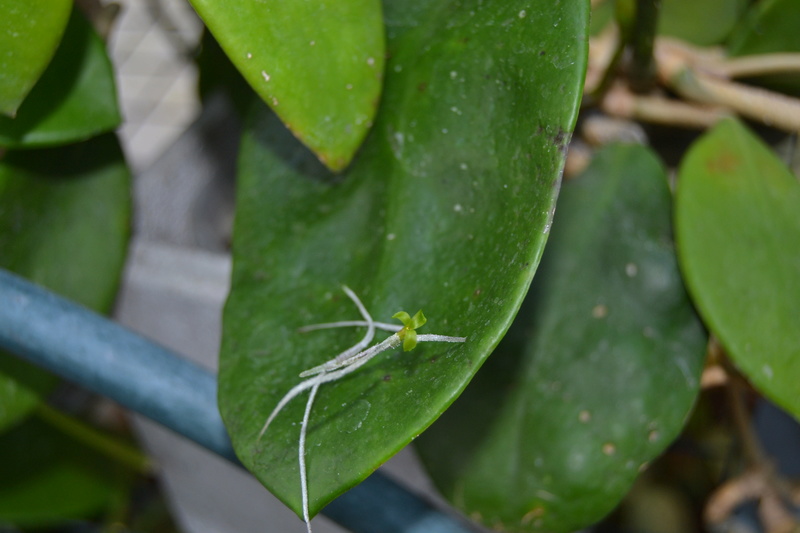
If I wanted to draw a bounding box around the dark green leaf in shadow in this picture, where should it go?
[416,144,707,532]
[727,0,800,55]
[0,7,121,148]
[188,0,385,172]
[726,0,800,94]
[0,415,127,527]
[675,118,800,421]
[219,0,588,519]
[0,357,56,434]
[0,133,131,430]
[0,0,72,116]
[659,0,746,46]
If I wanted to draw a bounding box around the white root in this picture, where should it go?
[259,286,467,532]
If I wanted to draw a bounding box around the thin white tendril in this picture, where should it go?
[416,334,467,343]
[299,381,319,533]
[298,321,400,333]
[299,286,377,377]
[257,335,399,440]
[258,287,467,533]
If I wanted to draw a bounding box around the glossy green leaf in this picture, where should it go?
[416,144,707,532]
[675,118,800,421]
[0,133,131,430]
[0,7,120,148]
[0,415,127,526]
[0,0,72,116]
[189,0,384,172]
[219,0,588,519]
[659,0,746,46]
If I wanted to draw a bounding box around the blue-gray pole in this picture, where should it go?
[0,268,473,533]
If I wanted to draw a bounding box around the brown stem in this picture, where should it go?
[726,376,764,466]
[713,53,800,79]
[602,82,729,129]
[656,42,800,132]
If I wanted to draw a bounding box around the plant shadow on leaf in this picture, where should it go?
[1,134,125,181]
[0,7,114,148]
[247,107,342,186]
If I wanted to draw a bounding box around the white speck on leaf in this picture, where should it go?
[261,71,270,82]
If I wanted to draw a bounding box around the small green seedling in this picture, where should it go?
[393,309,426,351]
[258,286,466,533]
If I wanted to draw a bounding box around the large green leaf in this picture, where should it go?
[416,144,707,532]
[0,133,131,430]
[0,415,127,526]
[219,0,588,519]
[0,0,72,116]
[675,118,800,421]
[188,0,384,172]
[0,7,120,148]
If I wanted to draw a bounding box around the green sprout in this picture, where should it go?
[392,309,427,351]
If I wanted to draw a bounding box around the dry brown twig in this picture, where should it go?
[706,468,800,533]
[655,38,800,132]
[601,81,729,129]
[704,372,800,533]
[588,27,800,132]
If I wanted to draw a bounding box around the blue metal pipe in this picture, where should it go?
[0,268,473,533]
